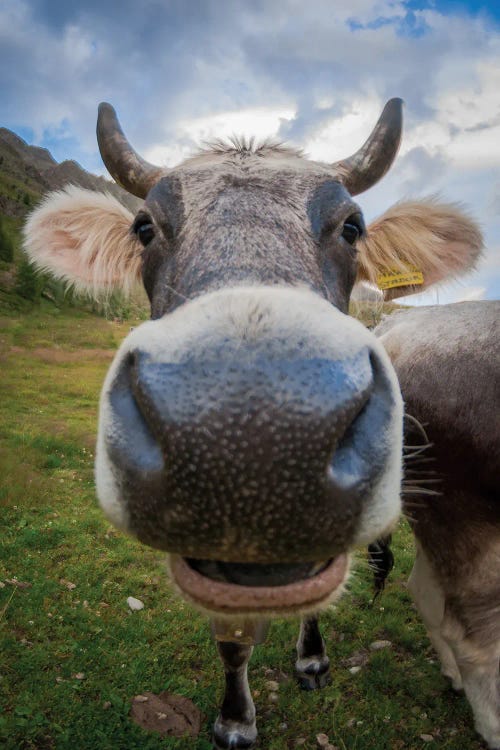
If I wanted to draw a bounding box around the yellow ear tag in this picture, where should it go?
[376,267,424,290]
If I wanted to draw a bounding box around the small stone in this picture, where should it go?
[134,695,149,702]
[73,673,85,680]
[342,650,369,668]
[420,734,434,742]
[317,733,330,747]
[60,579,76,590]
[279,722,288,730]
[266,680,279,691]
[103,701,111,709]
[369,640,392,651]
[127,596,144,611]
[156,712,167,720]
[5,578,31,589]
[268,692,279,703]
[349,666,362,674]
[0,582,5,588]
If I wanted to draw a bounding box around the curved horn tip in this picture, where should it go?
[385,97,404,109]
[95,101,163,199]
[98,101,115,115]
[382,97,404,121]
[334,97,405,196]
[97,102,120,124]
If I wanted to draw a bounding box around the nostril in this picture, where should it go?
[123,349,166,442]
[369,349,384,389]
[106,353,164,475]
[327,348,396,493]
[126,350,137,369]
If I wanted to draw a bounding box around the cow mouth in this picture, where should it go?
[169,554,349,615]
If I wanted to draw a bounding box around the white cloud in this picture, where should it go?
[303,97,385,163]
[398,284,487,306]
[145,106,296,166]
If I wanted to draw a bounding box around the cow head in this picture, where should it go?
[24,100,482,617]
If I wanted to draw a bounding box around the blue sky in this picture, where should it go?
[1,0,499,304]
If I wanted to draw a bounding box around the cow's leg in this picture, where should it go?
[408,543,462,690]
[295,615,331,690]
[448,637,500,750]
[213,641,257,750]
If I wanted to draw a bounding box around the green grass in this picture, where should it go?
[0,171,41,205]
[0,308,481,750]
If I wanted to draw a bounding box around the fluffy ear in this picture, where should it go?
[23,185,142,296]
[356,199,483,300]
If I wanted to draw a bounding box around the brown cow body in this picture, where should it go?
[376,301,500,749]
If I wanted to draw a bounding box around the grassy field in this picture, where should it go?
[0,307,481,750]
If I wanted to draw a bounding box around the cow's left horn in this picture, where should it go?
[333,98,403,196]
[97,103,165,199]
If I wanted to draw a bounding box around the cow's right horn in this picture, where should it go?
[97,103,165,199]
[333,98,403,196]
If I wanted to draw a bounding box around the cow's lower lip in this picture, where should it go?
[169,554,349,615]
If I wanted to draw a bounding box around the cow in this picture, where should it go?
[375,302,500,750]
[23,99,484,749]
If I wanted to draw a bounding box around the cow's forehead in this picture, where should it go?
[169,142,341,182]
[144,148,347,217]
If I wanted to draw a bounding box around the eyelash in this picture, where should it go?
[341,220,362,245]
[133,217,155,247]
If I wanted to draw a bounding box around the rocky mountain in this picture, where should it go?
[0,127,141,221]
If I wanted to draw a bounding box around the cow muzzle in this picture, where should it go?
[169,555,349,616]
[96,286,402,615]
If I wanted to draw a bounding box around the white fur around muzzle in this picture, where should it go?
[95,285,403,549]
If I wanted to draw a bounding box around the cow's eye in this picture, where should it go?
[341,217,362,246]
[133,217,155,247]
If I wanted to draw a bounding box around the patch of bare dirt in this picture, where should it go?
[8,346,114,363]
[130,691,203,738]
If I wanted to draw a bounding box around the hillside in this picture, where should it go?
[0,127,145,317]
[0,127,141,219]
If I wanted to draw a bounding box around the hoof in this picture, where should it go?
[213,734,256,749]
[213,717,257,750]
[297,668,331,690]
[443,672,463,694]
[296,655,331,691]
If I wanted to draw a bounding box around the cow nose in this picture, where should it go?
[130,348,373,462]
[103,342,390,561]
